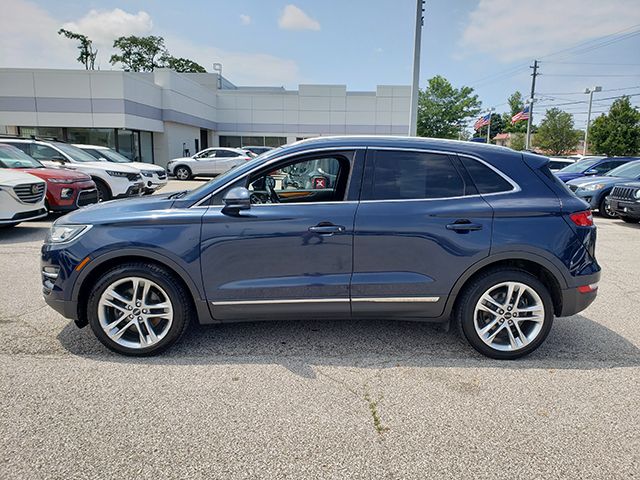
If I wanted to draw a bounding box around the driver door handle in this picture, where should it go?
[446,220,483,232]
[308,223,345,235]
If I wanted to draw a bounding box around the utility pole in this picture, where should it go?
[408,0,425,136]
[486,108,494,144]
[525,59,539,150]
[583,86,602,155]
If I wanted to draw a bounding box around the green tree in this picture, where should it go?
[510,132,526,151]
[417,75,482,139]
[58,29,97,70]
[589,97,640,156]
[474,113,505,141]
[160,55,206,73]
[504,91,528,133]
[110,35,167,72]
[534,108,581,155]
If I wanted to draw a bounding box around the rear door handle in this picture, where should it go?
[446,221,483,232]
[308,223,345,235]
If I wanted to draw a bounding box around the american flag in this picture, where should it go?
[474,113,491,130]
[511,105,530,124]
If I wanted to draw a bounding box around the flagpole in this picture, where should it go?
[486,108,494,144]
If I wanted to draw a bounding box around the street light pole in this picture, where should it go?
[486,108,494,144]
[583,86,602,155]
[408,0,425,136]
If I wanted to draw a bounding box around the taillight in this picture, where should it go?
[569,210,594,227]
[577,283,598,293]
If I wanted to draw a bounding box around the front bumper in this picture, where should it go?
[607,198,640,218]
[114,182,145,199]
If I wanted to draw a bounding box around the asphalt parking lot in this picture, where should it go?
[1,181,638,479]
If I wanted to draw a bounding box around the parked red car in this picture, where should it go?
[0,144,98,211]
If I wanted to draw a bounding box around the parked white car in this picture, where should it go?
[0,139,144,202]
[74,144,167,194]
[166,147,252,180]
[0,169,47,227]
[548,157,578,172]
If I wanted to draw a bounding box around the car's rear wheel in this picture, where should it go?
[174,166,191,180]
[599,196,617,219]
[619,215,639,224]
[456,269,554,359]
[87,262,192,356]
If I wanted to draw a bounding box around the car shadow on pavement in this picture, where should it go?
[57,314,640,376]
[0,224,49,244]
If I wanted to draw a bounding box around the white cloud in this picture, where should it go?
[62,8,153,47]
[460,0,640,62]
[166,36,302,86]
[0,0,303,86]
[278,4,320,31]
[239,14,251,26]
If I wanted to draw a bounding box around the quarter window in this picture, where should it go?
[367,150,465,200]
[460,156,513,194]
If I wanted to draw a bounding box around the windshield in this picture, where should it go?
[0,144,43,168]
[53,142,102,162]
[183,146,285,201]
[92,148,132,163]
[557,158,600,174]
[605,160,640,178]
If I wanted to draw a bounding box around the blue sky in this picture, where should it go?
[2,0,640,129]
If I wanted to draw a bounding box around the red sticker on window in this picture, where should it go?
[312,177,327,189]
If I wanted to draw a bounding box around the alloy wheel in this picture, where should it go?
[473,281,545,352]
[175,168,190,180]
[97,277,174,349]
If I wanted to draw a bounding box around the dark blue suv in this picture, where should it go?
[41,137,600,359]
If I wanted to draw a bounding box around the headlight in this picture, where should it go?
[582,183,606,191]
[46,224,91,244]
[106,170,129,177]
[48,178,72,183]
[634,190,640,199]
[141,170,153,177]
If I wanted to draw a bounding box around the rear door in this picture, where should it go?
[351,148,494,318]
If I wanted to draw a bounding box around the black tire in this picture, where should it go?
[619,216,639,224]
[94,178,112,202]
[455,268,554,360]
[86,262,192,356]
[174,166,192,181]
[598,195,617,219]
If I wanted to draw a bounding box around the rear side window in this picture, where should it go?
[460,156,513,194]
[367,150,465,200]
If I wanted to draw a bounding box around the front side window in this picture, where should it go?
[30,144,63,161]
[606,161,640,179]
[51,142,101,162]
[593,161,623,174]
[247,156,347,204]
[366,150,465,200]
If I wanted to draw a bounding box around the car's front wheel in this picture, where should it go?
[87,262,191,356]
[456,269,554,359]
[174,166,192,180]
[599,196,617,219]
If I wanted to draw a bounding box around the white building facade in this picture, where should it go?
[0,68,410,167]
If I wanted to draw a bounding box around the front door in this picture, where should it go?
[352,148,493,318]
[200,150,362,321]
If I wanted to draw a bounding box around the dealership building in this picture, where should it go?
[0,68,411,167]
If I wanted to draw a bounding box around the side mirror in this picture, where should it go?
[222,187,251,215]
[585,169,598,175]
[51,155,67,163]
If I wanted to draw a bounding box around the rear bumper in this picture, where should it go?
[559,271,600,317]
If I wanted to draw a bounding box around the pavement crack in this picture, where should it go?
[364,387,389,436]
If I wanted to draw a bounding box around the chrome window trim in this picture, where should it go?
[191,145,521,207]
[192,146,366,207]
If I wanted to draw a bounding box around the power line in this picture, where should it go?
[543,61,640,66]
[538,86,640,95]
[543,74,640,77]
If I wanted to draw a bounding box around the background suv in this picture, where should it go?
[42,137,600,359]
[607,182,640,223]
[75,144,167,194]
[0,144,97,212]
[166,147,253,180]
[567,159,640,218]
[0,169,46,227]
[555,156,631,183]
[0,138,143,202]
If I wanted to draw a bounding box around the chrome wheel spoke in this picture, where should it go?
[98,276,173,349]
[474,281,545,352]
